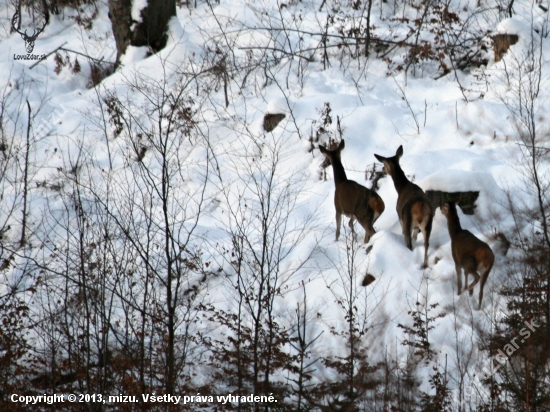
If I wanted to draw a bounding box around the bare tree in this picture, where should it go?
[480,11,550,412]
[202,117,318,410]
[0,71,55,407]
[108,0,176,64]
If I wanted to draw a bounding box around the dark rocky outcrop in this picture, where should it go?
[492,34,518,62]
[425,190,479,215]
[263,113,286,132]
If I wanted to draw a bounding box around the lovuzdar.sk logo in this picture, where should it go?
[12,9,47,61]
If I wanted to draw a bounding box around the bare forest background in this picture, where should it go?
[1,0,550,411]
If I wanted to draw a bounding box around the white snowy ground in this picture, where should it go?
[1,0,548,405]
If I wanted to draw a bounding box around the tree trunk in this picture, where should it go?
[108,0,176,64]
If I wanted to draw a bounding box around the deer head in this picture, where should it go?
[319,139,385,243]
[12,10,46,54]
[439,201,494,308]
[374,145,433,268]
[374,145,403,176]
[319,139,345,161]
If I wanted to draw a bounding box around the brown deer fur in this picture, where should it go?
[440,202,494,308]
[374,146,433,268]
[319,140,385,243]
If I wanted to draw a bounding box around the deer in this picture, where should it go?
[11,10,47,54]
[440,202,494,309]
[374,146,433,268]
[319,140,385,243]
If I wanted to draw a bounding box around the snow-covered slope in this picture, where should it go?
[1,0,548,408]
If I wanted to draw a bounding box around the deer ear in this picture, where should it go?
[396,145,404,159]
[339,139,345,150]
[374,154,384,162]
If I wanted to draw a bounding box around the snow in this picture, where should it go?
[131,0,149,25]
[1,0,548,407]
[266,97,290,114]
[495,17,531,36]
[118,45,148,65]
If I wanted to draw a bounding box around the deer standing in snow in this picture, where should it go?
[440,202,494,308]
[319,140,385,243]
[374,146,433,268]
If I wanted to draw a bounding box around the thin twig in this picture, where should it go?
[30,42,67,69]
[392,76,419,134]
[455,102,458,130]
[59,47,116,65]
[20,100,31,247]
[31,43,116,70]
[424,99,427,128]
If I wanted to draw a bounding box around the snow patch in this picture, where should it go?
[131,0,148,25]
[494,17,530,36]
[266,97,291,114]
[119,45,148,65]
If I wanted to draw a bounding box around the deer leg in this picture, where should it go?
[364,231,373,243]
[348,216,355,233]
[478,268,490,309]
[422,235,429,268]
[467,271,481,296]
[335,211,342,241]
[456,264,463,295]
[402,212,414,251]
[363,222,375,243]
[403,228,413,250]
[401,216,413,250]
[349,216,359,241]
[412,227,419,241]
[356,213,375,243]
[422,215,432,269]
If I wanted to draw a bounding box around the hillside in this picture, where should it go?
[1,0,549,410]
